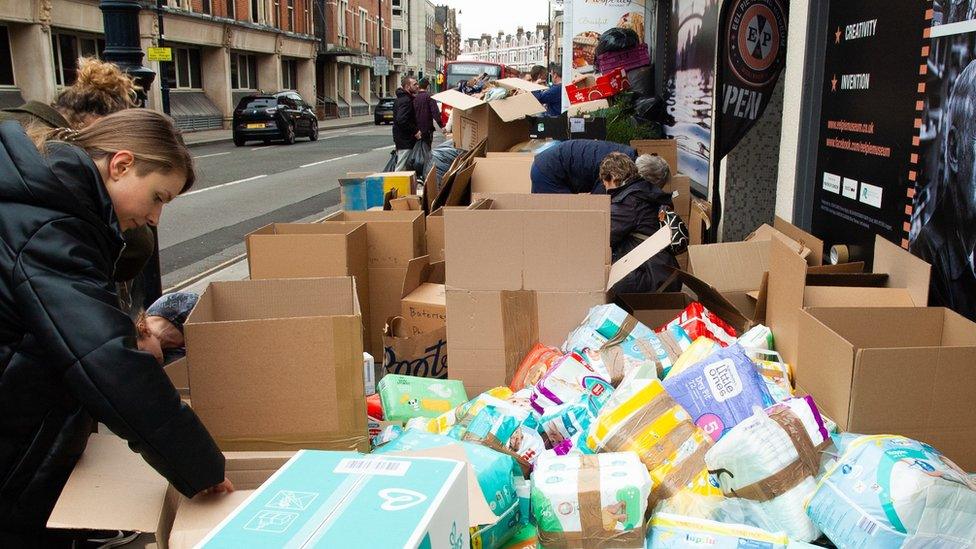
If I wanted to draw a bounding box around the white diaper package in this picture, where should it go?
[704,404,824,541]
[807,434,976,549]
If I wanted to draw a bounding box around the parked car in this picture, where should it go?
[374,97,395,125]
[232,91,319,146]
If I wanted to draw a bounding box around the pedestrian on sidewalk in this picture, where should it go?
[0,58,156,318]
[413,78,443,145]
[0,109,232,544]
[393,75,421,171]
[530,139,637,194]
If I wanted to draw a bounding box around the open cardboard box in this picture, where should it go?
[797,307,976,470]
[631,139,678,175]
[767,235,932,366]
[470,155,534,194]
[433,78,546,152]
[401,255,447,337]
[426,200,492,263]
[185,277,368,452]
[47,433,294,548]
[687,217,823,324]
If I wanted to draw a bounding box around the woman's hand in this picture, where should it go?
[198,477,235,496]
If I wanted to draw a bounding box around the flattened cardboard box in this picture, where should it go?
[470,156,534,194]
[426,201,492,264]
[797,307,976,471]
[245,221,371,348]
[401,255,447,337]
[766,235,931,366]
[185,277,368,452]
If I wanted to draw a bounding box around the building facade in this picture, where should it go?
[434,4,458,63]
[423,0,435,81]
[0,0,319,131]
[318,0,394,116]
[550,9,563,71]
[463,25,548,74]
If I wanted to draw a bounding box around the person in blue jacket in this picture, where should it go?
[532,66,563,117]
[530,139,637,194]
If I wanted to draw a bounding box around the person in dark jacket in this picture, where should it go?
[0,110,230,543]
[532,68,563,117]
[413,78,443,145]
[602,152,682,294]
[0,58,156,317]
[393,75,421,171]
[531,139,637,194]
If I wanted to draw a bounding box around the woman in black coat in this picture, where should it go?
[0,110,229,543]
[602,152,682,294]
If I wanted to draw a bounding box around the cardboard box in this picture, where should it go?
[324,210,426,355]
[470,156,534,194]
[165,357,189,396]
[246,222,370,344]
[797,307,976,470]
[433,79,546,152]
[340,172,416,211]
[185,277,368,452]
[383,317,449,379]
[567,99,609,116]
[197,451,469,548]
[565,68,629,104]
[47,434,294,548]
[445,194,611,395]
[401,255,447,336]
[664,174,692,220]
[390,195,423,211]
[688,198,711,246]
[631,139,679,175]
[767,235,932,367]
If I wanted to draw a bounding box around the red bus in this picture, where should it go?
[439,60,520,126]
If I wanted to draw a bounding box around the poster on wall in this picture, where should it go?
[813,1,975,321]
[663,0,720,192]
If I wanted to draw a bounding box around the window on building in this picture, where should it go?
[273,0,280,27]
[162,47,202,89]
[225,0,235,18]
[230,52,258,89]
[352,67,361,94]
[282,58,298,89]
[52,31,106,87]
[201,0,211,14]
[304,1,311,34]
[250,0,260,22]
[337,0,348,44]
[393,29,403,51]
[359,9,368,49]
[0,26,13,86]
[392,0,402,17]
[287,0,295,30]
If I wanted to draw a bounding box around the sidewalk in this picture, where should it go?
[183,115,375,147]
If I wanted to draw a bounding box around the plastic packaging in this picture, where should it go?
[647,514,790,548]
[737,324,775,355]
[377,374,468,421]
[594,27,640,71]
[462,403,546,468]
[531,452,651,548]
[663,302,738,346]
[663,343,773,442]
[704,404,825,541]
[586,364,713,505]
[530,352,613,415]
[510,343,562,392]
[665,337,718,379]
[807,434,976,548]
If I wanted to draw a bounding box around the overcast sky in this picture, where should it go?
[444,0,551,45]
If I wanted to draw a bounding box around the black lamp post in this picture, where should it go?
[100,0,163,308]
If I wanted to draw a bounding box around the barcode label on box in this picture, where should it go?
[334,458,410,477]
[857,516,879,536]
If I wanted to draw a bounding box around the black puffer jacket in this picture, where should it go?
[609,177,681,294]
[392,88,419,150]
[0,122,224,533]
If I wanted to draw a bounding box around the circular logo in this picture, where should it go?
[558,501,574,515]
[727,0,787,87]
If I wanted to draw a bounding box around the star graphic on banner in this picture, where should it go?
[831,74,838,91]
[835,27,842,44]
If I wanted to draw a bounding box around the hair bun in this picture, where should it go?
[73,58,140,102]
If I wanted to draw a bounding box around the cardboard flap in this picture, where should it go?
[495,78,548,92]
[672,270,753,334]
[872,234,932,306]
[746,224,811,262]
[48,434,170,533]
[487,92,545,123]
[607,225,671,291]
[766,237,810,366]
[773,217,824,265]
[389,444,497,527]
[432,89,485,110]
[687,240,769,293]
[808,262,865,274]
[402,255,432,299]
[806,273,889,288]
[803,286,916,308]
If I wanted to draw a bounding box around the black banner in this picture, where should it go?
[714,0,789,160]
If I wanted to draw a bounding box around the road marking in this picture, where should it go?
[193,151,231,159]
[372,145,395,151]
[299,153,359,168]
[182,174,267,197]
[251,145,274,151]
[320,129,371,140]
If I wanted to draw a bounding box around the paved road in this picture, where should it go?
[159,123,408,288]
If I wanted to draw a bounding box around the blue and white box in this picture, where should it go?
[196,450,470,548]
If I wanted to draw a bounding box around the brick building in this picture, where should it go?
[463,25,548,74]
[0,0,318,131]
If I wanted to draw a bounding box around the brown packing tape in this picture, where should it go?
[461,431,532,478]
[648,440,711,507]
[213,433,370,452]
[538,455,646,549]
[603,315,639,349]
[501,290,539,384]
[708,408,821,502]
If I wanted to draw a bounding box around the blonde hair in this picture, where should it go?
[54,58,140,128]
[37,109,196,193]
[599,152,638,185]
[635,154,672,187]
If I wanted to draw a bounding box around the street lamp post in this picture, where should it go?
[99,0,163,308]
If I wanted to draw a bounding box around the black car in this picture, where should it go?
[374,97,395,125]
[232,91,318,146]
